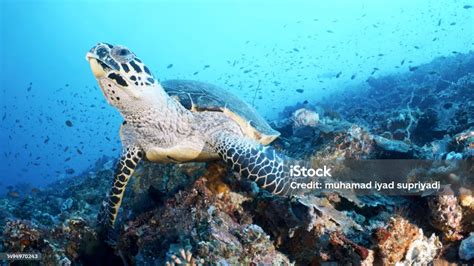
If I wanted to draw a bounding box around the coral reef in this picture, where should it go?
[292,108,320,128]
[459,233,474,261]
[402,232,442,265]
[374,217,442,265]
[428,195,463,241]
[114,176,291,265]
[165,243,204,266]
[291,108,320,138]
[323,52,474,147]
[3,220,42,253]
[328,231,374,264]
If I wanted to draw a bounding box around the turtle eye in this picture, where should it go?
[119,48,130,56]
[112,46,134,64]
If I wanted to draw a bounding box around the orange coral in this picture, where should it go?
[203,162,231,196]
[374,217,421,264]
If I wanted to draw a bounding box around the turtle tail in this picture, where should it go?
[210,132,308,196]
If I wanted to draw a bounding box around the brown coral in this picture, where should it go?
[2,220,42,252]
[202,162,231,196]
[374,217,422,264]
[61,218,98,260]
[460,187,474,233]
[428,195,463,241]
[329,231,371,263]
[316,125,376,160]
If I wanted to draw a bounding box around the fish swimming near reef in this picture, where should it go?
[317,71,341,79]
[7,190,20,198]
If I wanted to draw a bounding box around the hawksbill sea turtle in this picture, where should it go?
[85,43,306,233]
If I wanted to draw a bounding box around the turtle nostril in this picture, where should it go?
[97,47,108,58]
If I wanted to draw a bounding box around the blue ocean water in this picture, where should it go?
[0,0,472,193]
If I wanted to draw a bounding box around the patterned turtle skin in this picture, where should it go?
[86,43,302,238]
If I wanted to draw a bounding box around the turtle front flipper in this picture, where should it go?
[98,145,144,236]
[210,132,307,196]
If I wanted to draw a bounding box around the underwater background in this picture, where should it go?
[1,0,472,192]
[1,0,474,265]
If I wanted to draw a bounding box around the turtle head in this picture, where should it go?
[86,43,158,108]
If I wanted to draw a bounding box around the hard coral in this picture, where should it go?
[459,232,474,261]
[202,162,231,196]
[292,108,320,128]
[460,188,474,233]
[374,218,419,264]
[165,243,204,266]
[428,195,463,241]
[61,218,98,261]
[3,219,42,252]
[117,174,290,265]
[402,232,442,265]
[329,231,373,264]
[316,125,375,160]
[450,129,474,159]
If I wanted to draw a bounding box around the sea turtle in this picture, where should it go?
[86,43,297,230]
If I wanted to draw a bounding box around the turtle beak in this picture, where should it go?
[86,53,107,78]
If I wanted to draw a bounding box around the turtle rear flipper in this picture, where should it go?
[210,132,300,196]
[97,145,144,241]
[97,202,120,246]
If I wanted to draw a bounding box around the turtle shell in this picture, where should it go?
[161,79,280,145]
